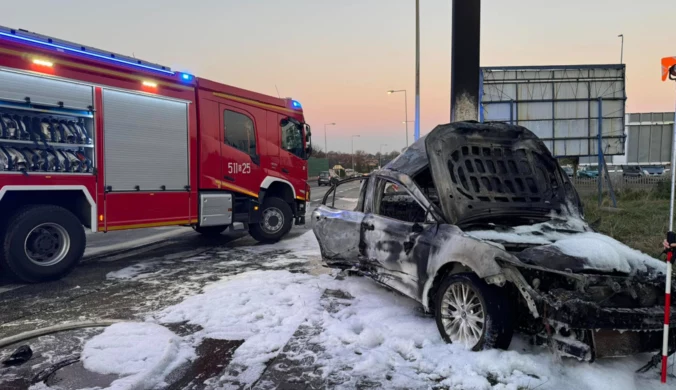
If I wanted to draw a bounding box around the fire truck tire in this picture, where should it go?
[249,197,292,243]
[1,205,85,283]
[193,225,227,237]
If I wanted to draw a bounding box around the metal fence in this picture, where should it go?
[572,175,670,195]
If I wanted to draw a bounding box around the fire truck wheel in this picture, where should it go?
[1,205,85,283]
[193,225,227,237]
[249,197,292,243]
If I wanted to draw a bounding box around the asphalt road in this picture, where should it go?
[0,179,364,389]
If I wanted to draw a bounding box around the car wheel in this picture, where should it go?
[434,273,513,351]
[1,205,85,283]
[249,197,293,243]
[193,225,227,237]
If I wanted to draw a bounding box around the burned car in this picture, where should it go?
[312,121,672,361]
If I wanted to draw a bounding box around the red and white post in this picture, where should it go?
[662,238,673,383]
[661,56,676,383]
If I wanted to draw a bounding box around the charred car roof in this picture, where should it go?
[384,121,582,227]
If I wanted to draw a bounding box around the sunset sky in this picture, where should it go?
[6,0,674,153]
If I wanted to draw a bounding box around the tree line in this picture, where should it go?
[311,147,401,173]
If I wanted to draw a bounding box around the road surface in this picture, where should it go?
[0,179,364,389]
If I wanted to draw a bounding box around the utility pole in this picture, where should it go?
[414,0,421,141]
[324,123,336,157]
[351,135,360,171]
[379,143,388,168]
[450,0,481,122]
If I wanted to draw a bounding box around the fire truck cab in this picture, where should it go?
[0,26,312,282]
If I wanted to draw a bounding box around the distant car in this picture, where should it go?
[643,166,665,176]
[317,171,339,186]
[577,169,598,178]
[622,165,645,177]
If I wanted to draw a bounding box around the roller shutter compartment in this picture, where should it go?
[0,69,93,110]
[103,89,189,191]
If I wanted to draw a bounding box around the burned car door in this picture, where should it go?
[361,177,437,301]
[312,177,369,268]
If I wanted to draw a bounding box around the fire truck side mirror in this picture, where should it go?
[670,65,676,80]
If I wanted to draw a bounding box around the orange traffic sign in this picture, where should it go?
[662,56,676,81]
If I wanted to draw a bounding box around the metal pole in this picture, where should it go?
[414,0,421,141]
[662,89,676,383]
[618,34,624,64]
[404,90,409,147]
[670,95,676,234]
[324,123,336,157]
[509,100,514,125]
[351,137,354,171]
[351,135,359,171]
[450,0,481,122]
[597,97,603,207]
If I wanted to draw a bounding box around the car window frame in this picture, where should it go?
[321,176,369,212]
[370,176,439,224]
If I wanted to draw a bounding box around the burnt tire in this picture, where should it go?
[1,205,85,283]
[434,273,513,351]
[193,225,227,237]
[249,197,293,244]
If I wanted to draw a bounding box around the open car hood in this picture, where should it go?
[424,122,582,227]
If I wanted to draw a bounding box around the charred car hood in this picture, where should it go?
[467,218,667,278]
[423,122,582,226]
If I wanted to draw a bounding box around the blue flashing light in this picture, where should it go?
[0,30,175,76]
[180,73,193,82]
[292,100,302,109]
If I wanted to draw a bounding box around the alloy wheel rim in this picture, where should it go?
[440,282,485,348]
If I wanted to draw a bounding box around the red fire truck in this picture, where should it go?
[0,26,312,282]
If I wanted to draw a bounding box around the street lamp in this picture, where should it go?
[351,135,360,171]
[324,123,336,156]
[379,143,388,168]
[618,34,624,64]
[387,89,409,147]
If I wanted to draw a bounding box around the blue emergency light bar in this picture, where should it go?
[0,25,179,76]
[292,100,302,109]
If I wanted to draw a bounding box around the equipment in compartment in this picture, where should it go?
[20,148,41,171]
[0,109,91,145]
[39,118,53,142]
[0,114,16,139]
[75,150,93,172]
[0,145,7,171]
[0,105,94,174]
[0,146,27,171]
[69,120,91,144]
[0,147,92,173]
[2,114,31,140]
